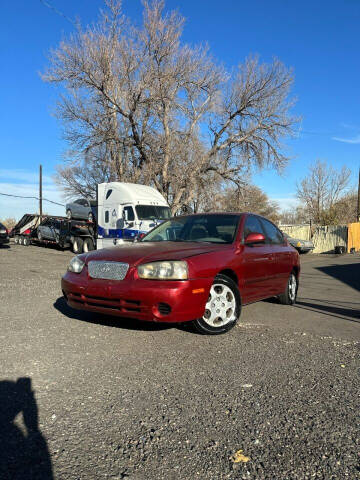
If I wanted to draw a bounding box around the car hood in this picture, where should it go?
[82,241,227,266]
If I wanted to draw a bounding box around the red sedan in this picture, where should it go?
[61,213,300,335]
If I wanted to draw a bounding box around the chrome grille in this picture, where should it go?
[88,261,129,280]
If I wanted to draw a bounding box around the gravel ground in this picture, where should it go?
[0,243,359,480]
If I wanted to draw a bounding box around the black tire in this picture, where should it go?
[23,236,30,246]
[14,235,19,244]
[66,209,72,220]
[88,212,94,223]
[19,236,24,245]
[72,237,84,254]
[278,272,298,305]
[83,237,94,252]
[192,274,241,335]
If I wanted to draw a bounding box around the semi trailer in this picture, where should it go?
[11,182,171,253]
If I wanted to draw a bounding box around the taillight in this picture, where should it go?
[24,228,31,235]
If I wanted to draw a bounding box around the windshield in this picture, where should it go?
[136,205,171,220]
[141,214,240,244]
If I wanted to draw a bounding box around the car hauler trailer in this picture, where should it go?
[12,182,171,253]
[12,214,96,252]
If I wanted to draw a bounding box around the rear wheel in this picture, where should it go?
[19,236,24,245]
[83,237,94,252]
[23,236,30,246]
[278,272,298,305]
[192,274,241,335]
[72,237,84,254]
[14,235,19,244]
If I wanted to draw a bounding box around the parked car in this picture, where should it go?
[282,232,314,253]
[66,199,96,222]
[62,213,300,335]
[0,222,9,246]
[37,218,62,243]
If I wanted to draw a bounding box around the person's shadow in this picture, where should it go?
[0,378,53,479]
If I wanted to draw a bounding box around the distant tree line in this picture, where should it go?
[280,160,356,225]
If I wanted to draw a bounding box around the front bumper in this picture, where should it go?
[61,270,212,323]
[0,236,9,244]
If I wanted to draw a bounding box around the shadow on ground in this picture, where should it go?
[316,262,360,291]
[0,378,53,480]
[54,296,178,332]
[296,298,360,322]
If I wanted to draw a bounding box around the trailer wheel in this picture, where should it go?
[83,238,94,252]
[23,236,30,246]
[72,237,84,254]
[14,235,19,244]
[19,236,24,245]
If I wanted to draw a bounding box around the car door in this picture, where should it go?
[122,205,136,241]
[40,219,51,239]
[259,218,290,295]
[240,214,275,302]
[78,198,88,218]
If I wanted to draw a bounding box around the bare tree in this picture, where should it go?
[43,0,296,211]
[296,160,351,224]
[219,185,280,223]
[0,217,17,230]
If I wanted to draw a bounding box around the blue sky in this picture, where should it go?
[0,0,359,219]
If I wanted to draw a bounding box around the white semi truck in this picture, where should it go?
[96,182,171,249]
[12,182,171,253]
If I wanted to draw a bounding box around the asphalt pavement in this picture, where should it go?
[0,243,359,479]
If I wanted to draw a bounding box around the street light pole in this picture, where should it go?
[39,164,43,222]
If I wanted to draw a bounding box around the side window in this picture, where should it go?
[261,219,284,245]
[123,206,135,221]
[105,211,109,223]
[243,215,264,240]
[75,199,82,205]
[105,189,112,200]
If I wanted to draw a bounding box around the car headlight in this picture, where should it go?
[296,241,304,247]
[137,261,188,280]
[68,256,85,273]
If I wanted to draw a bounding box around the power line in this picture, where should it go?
[39,0,77,26]
[0,192,64,207]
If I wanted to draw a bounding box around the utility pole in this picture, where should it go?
[357,167,360,222]
[39,164,43,221]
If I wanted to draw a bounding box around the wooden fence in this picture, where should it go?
[281,223,359,253]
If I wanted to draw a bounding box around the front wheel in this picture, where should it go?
[192,274,241,335]
[278,272,298,305]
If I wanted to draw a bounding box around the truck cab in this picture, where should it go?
[96,182,171,249]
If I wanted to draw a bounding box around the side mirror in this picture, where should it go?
[116,218,124,229]
[245,232,265,244]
